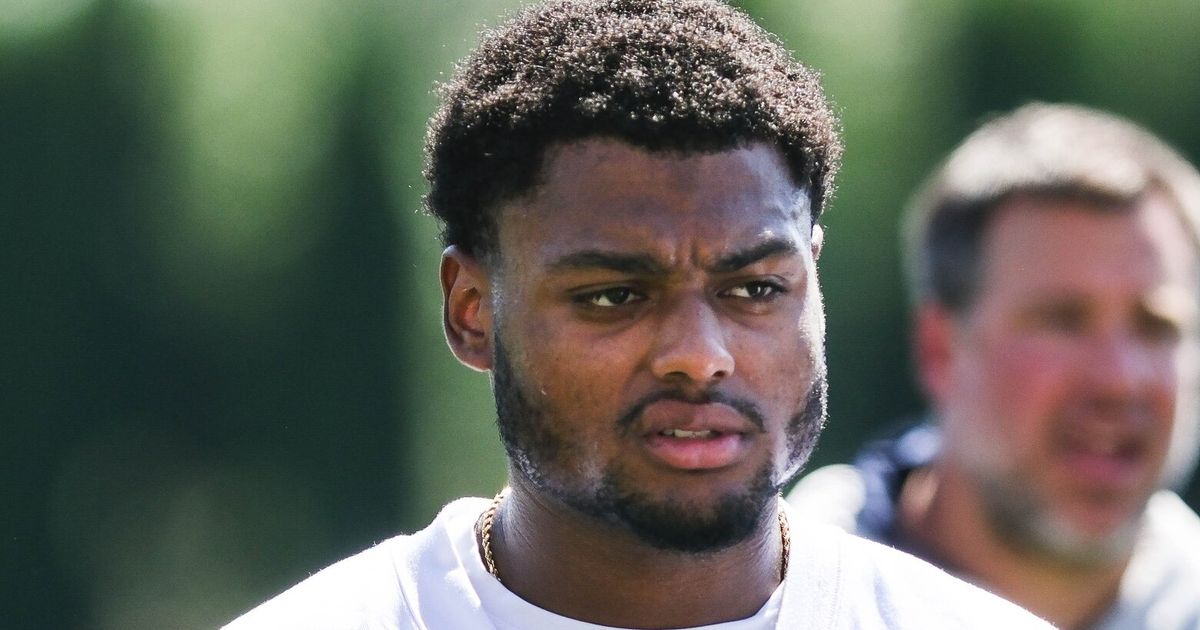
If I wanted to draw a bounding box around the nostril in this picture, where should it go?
[660,363,732,385]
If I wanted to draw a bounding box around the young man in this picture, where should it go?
[789,103,1200,629]
[226,2,1049,627]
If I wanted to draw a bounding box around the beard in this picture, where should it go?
[492,335,827,553]
[966,457,1143,568]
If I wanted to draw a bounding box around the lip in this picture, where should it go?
[1060,449,1142,487]
[636,399,758,471]
[1054,423,1148,490]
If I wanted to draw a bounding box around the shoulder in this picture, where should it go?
[1144,489,1200,543]
[1133,491,1200,588]
[222,497,491,630]
[786,421,939,538]
[785,463,868,532]
[783,506,1052,629]
[1101,491,1200,629]
[222,535,414,630]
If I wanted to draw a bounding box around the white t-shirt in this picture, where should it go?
[224,498,1051,629]
[1092,492,1200,630]
[790,463,1200,630]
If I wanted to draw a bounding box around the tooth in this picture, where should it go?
[662,429,715,438]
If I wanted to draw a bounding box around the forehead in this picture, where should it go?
[977,194,1200,301]
[496,138,811,267]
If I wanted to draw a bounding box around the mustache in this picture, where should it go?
[617,389,767,434]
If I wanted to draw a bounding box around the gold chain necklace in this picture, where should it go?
[476,488,791,584]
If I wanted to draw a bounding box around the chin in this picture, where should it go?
[575,460,781,554]
[1032,512,1143,568]
[992,495,1146,568]
[974,472,1136,568]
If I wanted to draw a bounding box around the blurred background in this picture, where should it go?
[4,0,1200,627]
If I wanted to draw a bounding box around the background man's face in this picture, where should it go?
[935,193,1200,562]
[487,138,827,552]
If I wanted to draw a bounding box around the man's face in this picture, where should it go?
[479,138,826,552]
[930,194,1200,563]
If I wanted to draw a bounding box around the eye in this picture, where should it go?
[1136,311,1183,343]
[723,281,784,301]
[1030,303,1087,334]
[578,287,642,308]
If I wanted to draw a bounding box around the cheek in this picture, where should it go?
[954,339,1071,447]
[1155,348,1187,405]
[990,341,1068,405]
[1169,345,1200,421]
[1150,350,1187,448]
[509,318,635,419]
[1166,348,1200,477]
[739,324,823,416]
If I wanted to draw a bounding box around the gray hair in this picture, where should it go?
[904,102,1200,314]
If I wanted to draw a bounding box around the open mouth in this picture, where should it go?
[1057,427,1146,488]
[644,429,746,470]
[658,429,720,439]
[635,398,759,471]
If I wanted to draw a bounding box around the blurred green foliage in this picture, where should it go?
[3,1,1198,627]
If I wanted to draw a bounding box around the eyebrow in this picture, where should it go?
[547,251,668,275]
[546,237,800,276]
[708,238,800,274]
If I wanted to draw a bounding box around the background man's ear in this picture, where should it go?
[440,246,494,372]
[912,302,957,409]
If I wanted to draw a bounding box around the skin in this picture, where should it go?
[907,193,1200,629]
[441,138,826,627]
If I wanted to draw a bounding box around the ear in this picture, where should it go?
[440,246,494,372]
[912,302,957,409]
[810,223,825,260]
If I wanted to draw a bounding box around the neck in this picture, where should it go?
[481,476,785,627]
[898,461,1130,630]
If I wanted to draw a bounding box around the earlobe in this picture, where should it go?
[441,246,494,372]
[810,223,825,260]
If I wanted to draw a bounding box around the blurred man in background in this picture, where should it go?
[789,103,1200,629]
[224,1,1051,628]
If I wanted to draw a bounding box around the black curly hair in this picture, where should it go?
[424,0,842,260]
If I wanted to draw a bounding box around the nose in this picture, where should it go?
[1084,330,1157,399]
[649,295,735,385]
